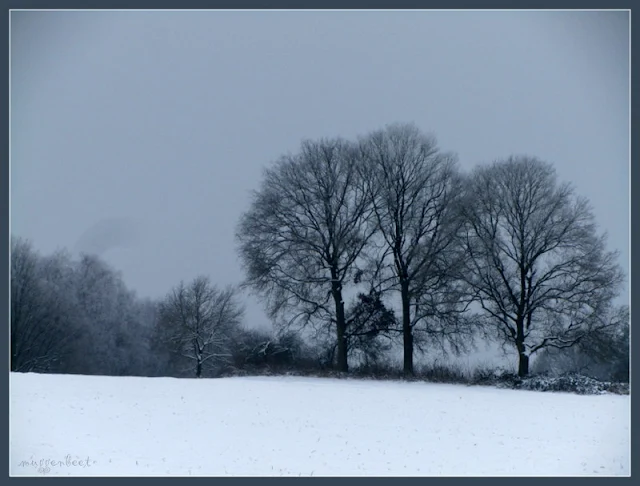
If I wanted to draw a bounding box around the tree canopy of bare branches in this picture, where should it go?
[236,138,375,372]
[460,156,626,377]
[10,237,76,372]
[157,277,244,378]
[358,123,471,375]
[11,237,159,377]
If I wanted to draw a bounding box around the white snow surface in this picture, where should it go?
[10,372,630,476]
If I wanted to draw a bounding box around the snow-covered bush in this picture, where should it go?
[514,373,629,395]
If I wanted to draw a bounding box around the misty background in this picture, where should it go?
[10,10,629,367]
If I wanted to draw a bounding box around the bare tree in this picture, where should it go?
[10,237,77,373]
[11,237,163,377]
[157,277,243,378]
[460,156,626,377]
[71,253,134,375]
[236,138,375,372]
[36,249,84,373]
[358,123,470,375]
[532,304,629,382]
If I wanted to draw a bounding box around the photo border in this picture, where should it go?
[4,3,635,484]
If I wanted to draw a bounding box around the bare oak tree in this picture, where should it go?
[460,156,626,377]
[157,276,243,378]
[358,123,470,375]
[236,138,375,372]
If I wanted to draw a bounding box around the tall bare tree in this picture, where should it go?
[236,138,375,372]
[71,253,136,375]
[10,237,77,373]
[358,123,469,375]
[460,156,626,377]
[157,277,243,378]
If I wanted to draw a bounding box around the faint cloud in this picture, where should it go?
[74,217,143,257]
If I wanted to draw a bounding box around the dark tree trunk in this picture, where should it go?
[194,340,203,378]
[401,281,413,377]
[332,274,348,373]
[336,317,348,373]
[518,352,529,378]
[515,318,528,377]
[517,263,531,378]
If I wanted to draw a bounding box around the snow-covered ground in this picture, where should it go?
[10,372,630,476]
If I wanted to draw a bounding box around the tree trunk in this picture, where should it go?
[336,317,348,373]
[331,274,348,373]
[194,341,203,378]
[518,352,529,378]
[401,281,413,377]
[515,319,528,377]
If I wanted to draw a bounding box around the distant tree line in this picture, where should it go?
[10,122,629,382]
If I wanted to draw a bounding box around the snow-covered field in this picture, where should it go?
[10,372,630,476]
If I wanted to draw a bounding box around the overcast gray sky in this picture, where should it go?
[11,10,630,332]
